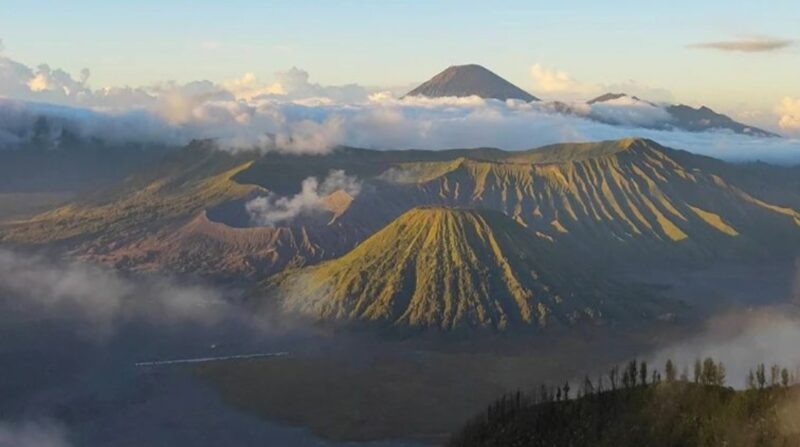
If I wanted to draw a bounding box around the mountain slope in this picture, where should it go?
[3,139,798,280]
[406,65,539,102]
[382,139,800,261]
[585,93,778,137]
[666,104,778,137]
[262,206,670,330]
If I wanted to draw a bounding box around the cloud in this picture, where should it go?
[222,72,283,101]
[778,97,800,133]
[0,420,71,447]
[246,170,361,226]
[529,63,672,103]
[3,94,800,163]
[0,41,798,163]
[581,96,675,127]
[530,64,598,97]
[689,36,794,53]
[0,249,232,339]
[260,67,370,103]
[648,307,800,388]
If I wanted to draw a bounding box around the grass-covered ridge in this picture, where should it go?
[261,206,672,330]
[450,358,800,447]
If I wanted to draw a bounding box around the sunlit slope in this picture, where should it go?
[264,207,669,330]
[1,143,260,245]
[382,139,800,260]
[0,143,505,278]
[0,143,362,278]
[2,138,797,279]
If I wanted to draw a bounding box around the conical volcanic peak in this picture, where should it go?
[263,206,667,331]
[406,64,539,102]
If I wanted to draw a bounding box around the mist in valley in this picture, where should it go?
[0,249,418,446]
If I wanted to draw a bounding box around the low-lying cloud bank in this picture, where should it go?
[2,95,799,163]
[0,249,242,339]
[648,262,800,388]
[649,309,800,388]
[1,42,799,163]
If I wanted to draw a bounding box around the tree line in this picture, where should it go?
[478,357,800,424]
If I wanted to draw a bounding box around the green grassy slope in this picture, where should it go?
[262,206,671,330]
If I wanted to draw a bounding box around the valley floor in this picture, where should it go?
[194,259,799,442]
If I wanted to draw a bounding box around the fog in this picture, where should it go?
[0,249,420,446]
[647,261,800,388]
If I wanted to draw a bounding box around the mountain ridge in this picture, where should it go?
[261,206,670,331]
[2,138,797,281]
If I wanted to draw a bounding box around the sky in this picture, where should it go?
[1,1,798,102]
[0,0,799,152]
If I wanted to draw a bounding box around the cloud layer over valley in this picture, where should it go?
[1,42,799,164]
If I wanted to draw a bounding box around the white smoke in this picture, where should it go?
[246,170,362,226]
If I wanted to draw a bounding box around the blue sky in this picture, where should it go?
[1,0,798,122]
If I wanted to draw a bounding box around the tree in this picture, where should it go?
[781,368,790,387]
[639,361,648,386]
[665,359,676,383]
[694,358,702,383]
[539,384,549,402]
[625,360,638,388]
[716,362,726,387]
[563,381,571,400]
[746,370,756,390]
[701,357,718,385]
[609,366,619,390]
[583,375,594,396]
[756,364,766,389]
[770,364,781,386]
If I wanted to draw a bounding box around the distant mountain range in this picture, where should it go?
[406,65,779,137]
[3,137,798,331]
[584,93,779,137]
